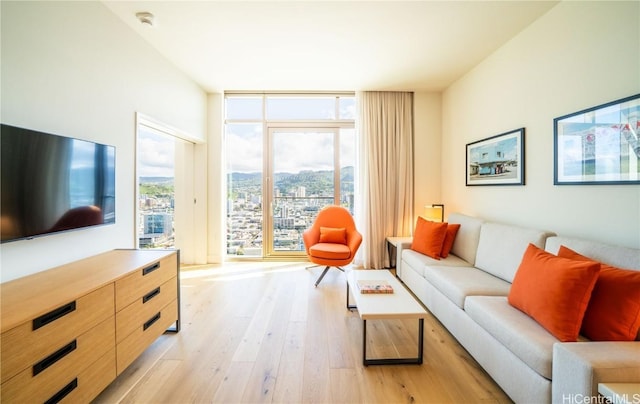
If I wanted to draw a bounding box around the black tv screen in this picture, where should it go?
[1,124,115,243]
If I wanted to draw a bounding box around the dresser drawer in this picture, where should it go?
[1,316,115,402]
[55,348,116,404]
[116,276,177,343]
[116,298,178,374]
[1,284,114,382]
[115,254,177,311]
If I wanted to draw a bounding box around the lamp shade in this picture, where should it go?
[423,204,444,222]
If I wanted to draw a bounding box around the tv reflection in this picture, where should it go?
[49,205,104,232]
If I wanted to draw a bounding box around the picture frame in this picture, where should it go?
[466,128,525,186]
[553,94,640,185]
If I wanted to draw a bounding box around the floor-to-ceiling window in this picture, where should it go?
[225,93,356,259]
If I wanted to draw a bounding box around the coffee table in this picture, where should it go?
[346,269,427,366]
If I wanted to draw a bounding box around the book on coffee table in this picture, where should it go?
[356,280,394,294]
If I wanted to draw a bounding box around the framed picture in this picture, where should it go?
[554,94,640,185]
[466,128,525,186]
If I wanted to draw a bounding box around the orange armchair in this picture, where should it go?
[302,205,362,287]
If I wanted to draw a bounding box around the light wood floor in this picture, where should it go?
[94,262,512,403]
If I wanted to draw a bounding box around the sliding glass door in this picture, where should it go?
[266,127,340,257]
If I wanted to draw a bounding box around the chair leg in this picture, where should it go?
[314,266,331,287]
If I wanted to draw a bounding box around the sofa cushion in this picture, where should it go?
[411,217,448,259]
[423,266,511,309]
[401,249,471,278]
[508,244,600,342]
[447,213,484,266]
[465,296,558,379]
[557,246,640,342]
[475,222,554,283]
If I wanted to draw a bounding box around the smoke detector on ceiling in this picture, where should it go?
[136,12,155,26]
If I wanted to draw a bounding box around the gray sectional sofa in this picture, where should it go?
[396,213,640,403]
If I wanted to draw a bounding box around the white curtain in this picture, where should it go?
[355,91,414,269]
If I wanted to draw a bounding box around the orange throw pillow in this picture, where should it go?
[410,217,448,259]
[319,227,347,244]
[440,223,460,258]
[557,246,640,341]
[508,244,600,342]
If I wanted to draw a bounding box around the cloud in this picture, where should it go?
[226,124,263,172]
[272,132,334,172]
[226,126,353,173]
[138,129,175,177]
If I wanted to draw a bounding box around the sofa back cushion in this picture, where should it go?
[545,236,640,270]
[475,222,555,283]
[447,213,484,266]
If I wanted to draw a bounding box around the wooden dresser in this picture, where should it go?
[0,249,180,403]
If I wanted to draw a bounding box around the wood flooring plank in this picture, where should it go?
[272,360,304,403]
[118,358,182,404]
[279,320,306,363]
[323,283,357,369]
[232,277,282,363]
[272,321,306,402]
[240,278,293,403]
[93,334,174,403]
[153,280,253,403]
[367,319,401,359]
[329,368,361,403]
[212,361,254,403]
[289,268,310,322]
[301,284,332,403]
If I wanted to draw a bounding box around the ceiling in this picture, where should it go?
[103,1,559,93]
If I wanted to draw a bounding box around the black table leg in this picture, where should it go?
[363,318,424,366]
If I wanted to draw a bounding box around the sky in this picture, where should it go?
[137,96,357,176]
[138,126,175,177]
[138,124,356,177]
[226,125,355,173]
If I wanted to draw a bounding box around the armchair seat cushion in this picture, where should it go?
[309,243,352,260]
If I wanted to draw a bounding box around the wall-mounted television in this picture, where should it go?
[1,124,116,243]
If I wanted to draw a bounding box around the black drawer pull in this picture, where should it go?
[33,340,77,376]
[142,262,160,276]
[143,312,161,331]
[143,287,161,303]
[44,377,77,404]
[33,301,76,331]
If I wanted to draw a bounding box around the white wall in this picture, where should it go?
[441,1,640,249]
[1,1,207,281]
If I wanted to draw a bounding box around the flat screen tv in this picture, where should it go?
[1,124,115,243]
